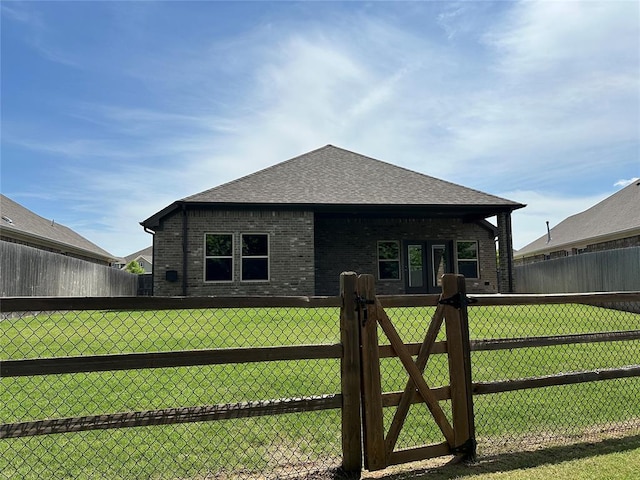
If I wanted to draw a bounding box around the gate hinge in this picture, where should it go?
[439,292,478,309]
[355,295,375,325]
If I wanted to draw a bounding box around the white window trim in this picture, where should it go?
[456,240,480,279]
[377,240,401,281]
[241,233,270,282]
[204,233,234,283]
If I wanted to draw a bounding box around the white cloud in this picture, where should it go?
[484,1,637,77]
[4,2,638,257]
[614,178,639,188]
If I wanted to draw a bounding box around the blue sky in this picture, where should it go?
[2,1,638,258]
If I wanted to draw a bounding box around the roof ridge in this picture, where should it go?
[182,144,518,205]
[1,194,114,259]
[182,144,336,201]
[314,145,522,205]
[345,149,517,205]
[142,146,524,229]
[560,181,638,224]
[515,181,640,256]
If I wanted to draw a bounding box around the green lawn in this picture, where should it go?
[388,435,640,480]
[1,304,638,478]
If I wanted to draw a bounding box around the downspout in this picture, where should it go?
[143,226,155,296]
[505,213,514,293]
[181,203,188,296]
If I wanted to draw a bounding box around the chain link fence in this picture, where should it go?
[1,301,345,479]
[382,297,640,457]
[469,299,640,455]
[2,294,639,478]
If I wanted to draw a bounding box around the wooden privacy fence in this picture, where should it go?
[0,241,137,297]
[1,273,640,478]
[514,246,640,295]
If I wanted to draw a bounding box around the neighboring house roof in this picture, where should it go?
[119,246,153,273]
[143,145,524,228]
[0,194,115,263]
[515,180,640,258]
[125,246,153,263]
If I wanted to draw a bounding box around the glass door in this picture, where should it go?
[403,240,453,294]
[407,244,425,291]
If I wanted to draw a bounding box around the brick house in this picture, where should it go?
[141,145,524,296]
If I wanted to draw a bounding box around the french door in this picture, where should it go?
[403,240,453,294]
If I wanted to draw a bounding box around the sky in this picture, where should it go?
[1,1,639,258]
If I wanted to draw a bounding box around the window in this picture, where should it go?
[205,234,233,281]
[378,241,400,280]
[242,234,269,281]
[456,241,479,278]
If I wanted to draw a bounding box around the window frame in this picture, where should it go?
[241,233,270,282]
[456,240,479,279]
[204,233,234,283]
[377,240,401,281]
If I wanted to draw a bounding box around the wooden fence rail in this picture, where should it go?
[1,395,343,439]
[0,344,343,377]
[2,283,639,477]
[0,295,342,312]
[3,291,638,313]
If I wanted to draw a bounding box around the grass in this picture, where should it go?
[1,304,639,478]
[364,435,640,479]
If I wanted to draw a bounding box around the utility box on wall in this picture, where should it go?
[165,270,178,282]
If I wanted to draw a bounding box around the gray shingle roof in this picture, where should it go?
[516,180,640,257]
[184,145,523,207]
[0,194,115,262]
[142,145,524,228]
[125,246,153,263]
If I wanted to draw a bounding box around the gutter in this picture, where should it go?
[143,226,156,296]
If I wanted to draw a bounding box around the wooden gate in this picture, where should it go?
[340,272,476,472]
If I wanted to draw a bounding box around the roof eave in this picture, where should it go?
[142,200,525,227]
[0,227,116,263]
[514,226,640,259]
[140,201,184,230]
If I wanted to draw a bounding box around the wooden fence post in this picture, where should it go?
[357,273,386,470]
[340,272,362,475]
[441,274,476,460]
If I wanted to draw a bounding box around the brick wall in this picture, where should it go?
[587,235,640,252]
[314,216,498,295]
[152,208,315,296]
[153,208,499,296]
[514,235,640,266]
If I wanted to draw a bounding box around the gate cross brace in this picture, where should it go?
[375,299,455,446]
[384,302,447,456]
